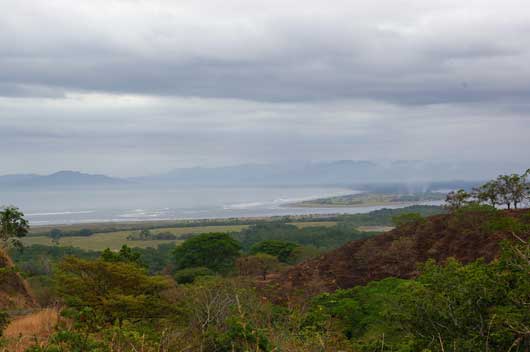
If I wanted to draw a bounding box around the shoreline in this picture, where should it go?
[28,201,446,234]
[285,200,416,208]
[28,212,344,234]
[286,192,446,208]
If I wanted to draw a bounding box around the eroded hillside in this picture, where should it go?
[0,249,36,309]
[270,209,529,301]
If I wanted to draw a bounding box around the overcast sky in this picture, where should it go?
[1,0,529,176]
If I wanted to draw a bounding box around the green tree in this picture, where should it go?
[497,173,529,209]
[473,180,500,207]
[101,244,142,265]
[174,266,215,284]
[174,232,241,274]
[139,229,152,240]
[0,206,29,249]
[78,228,94,236]
[49,228,63,245]
[55,256,173,324]
[395,237,530,352]
[396,259,499,351]
[249,240,299,263]
[445,189,471,210]
[308,277,410,350]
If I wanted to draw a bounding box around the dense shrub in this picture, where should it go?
[174,267,215,284]
[233,223,370,251]
[249,240,299,263]
[0,311,9,337]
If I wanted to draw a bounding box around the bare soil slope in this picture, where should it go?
[271,209,529,301]
[0,249,36,309]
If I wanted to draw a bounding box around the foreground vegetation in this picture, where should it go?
[0,169,528,351]
[2,207,528,351]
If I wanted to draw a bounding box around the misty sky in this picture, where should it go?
[1,0,530,177]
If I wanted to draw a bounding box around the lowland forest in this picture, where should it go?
[0,170,529,352]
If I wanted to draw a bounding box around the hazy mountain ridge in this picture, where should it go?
[0,171,126,189]
[133,160,524,186]
[1,160,527,189]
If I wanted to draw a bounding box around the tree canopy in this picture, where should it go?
[101,244,143,266]
[249,240,299,263]
[0,206,29,249]
[174,232,241,274]
[55,256,173,324]
[447,169,530,210]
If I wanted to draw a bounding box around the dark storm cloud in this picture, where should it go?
[2,0,530,104]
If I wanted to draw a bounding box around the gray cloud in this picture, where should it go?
[0,0,529,175]
[2,0,530,103]
[0,94,529,176]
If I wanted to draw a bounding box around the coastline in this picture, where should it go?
[286,200,415,208]
[286,191,446,208]
[28,212,343,234]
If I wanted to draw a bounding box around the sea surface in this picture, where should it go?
[0,186,442,226]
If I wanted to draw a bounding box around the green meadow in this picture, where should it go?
[22,222,337,251]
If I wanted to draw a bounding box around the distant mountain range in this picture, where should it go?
[1,160,526,189]
[0,171,126,189]
[134,160,522,186]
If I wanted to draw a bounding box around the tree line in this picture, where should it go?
[446,169,530,210]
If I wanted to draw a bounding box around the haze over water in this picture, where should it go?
[2,186,442,225]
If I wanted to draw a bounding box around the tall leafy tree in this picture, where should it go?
[445,189,471,210]
[497,173,528,209]
[49,228,62,245]
[249,240,299,263]
[55,256,173,324]
[101,244,143,266]
[0,206,29,249]
[473,180,500,207]
[174,232,241,274]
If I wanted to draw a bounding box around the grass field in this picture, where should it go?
[21,225,250,251]
[291,192,445,208]
[3,308,59,352]
[290,221,337,228]
[21,222,338,251]
[357,225,395,232]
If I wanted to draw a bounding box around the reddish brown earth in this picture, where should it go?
[0,249,36,309]
[266,209,529,302]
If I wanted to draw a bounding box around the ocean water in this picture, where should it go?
[0,186,442,226]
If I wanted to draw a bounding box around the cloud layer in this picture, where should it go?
[1,0,529,175]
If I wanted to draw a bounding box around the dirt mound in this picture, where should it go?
[270,209,529,301]
[0,249,36,309]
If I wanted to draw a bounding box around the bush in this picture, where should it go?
[0,311,9,337]
[49,228,94,237]
[233,223,370,251]
[204,316,271,352]
[174,267,215,284]
[249,240,299,263]
[152,232,177,240]
[55,257,173,324]
[391,213,425,227]
[236,254,281,279]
